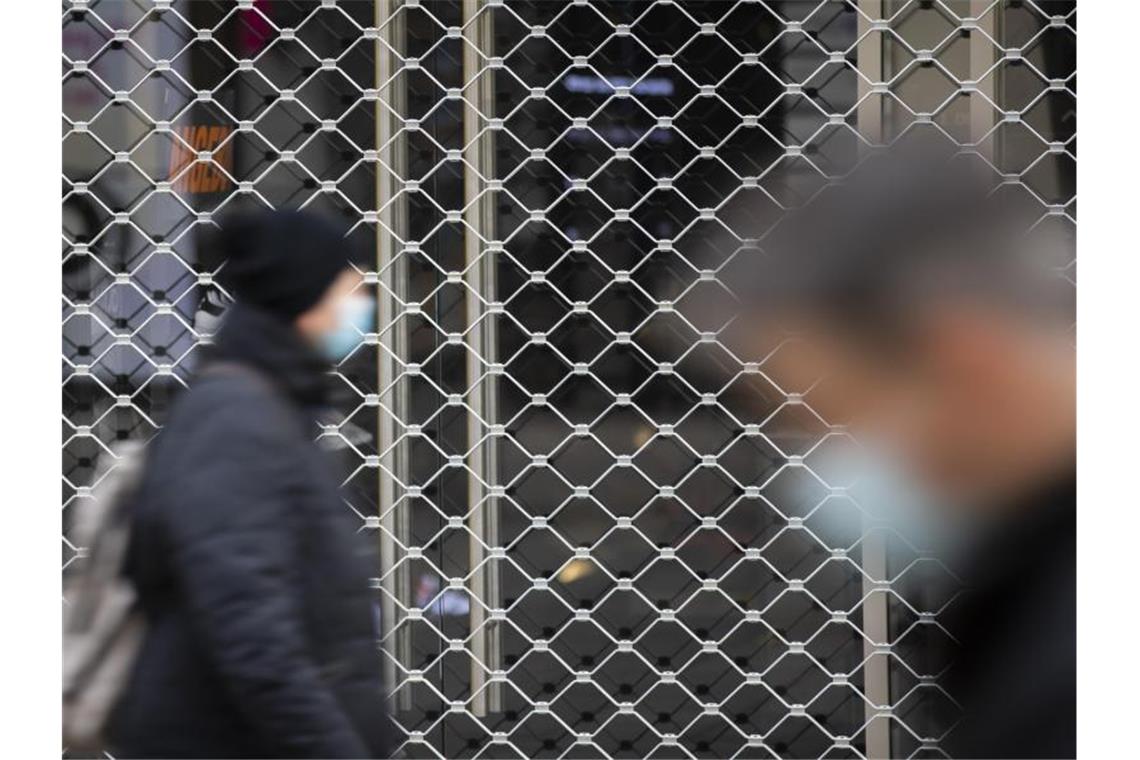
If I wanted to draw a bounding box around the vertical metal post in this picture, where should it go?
[857,1,884,151]
[970,1,1000,161]
[376,0,411,713]
[462,0,500,717]
[857,2,891,757]
[971,2,998,160]
[859,533,891,759]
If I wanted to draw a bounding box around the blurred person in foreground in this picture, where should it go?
[742,146,1075,758]
[109,211,390,758]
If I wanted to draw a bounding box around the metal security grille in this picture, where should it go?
[62,1,1075,758]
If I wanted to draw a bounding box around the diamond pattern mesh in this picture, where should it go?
[62,1,1075,757]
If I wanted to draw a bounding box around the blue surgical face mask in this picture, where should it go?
[317,293,375,362]
[847,441,958,552]
[789,436,971,556]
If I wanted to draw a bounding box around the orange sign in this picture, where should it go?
[167,125,234,194]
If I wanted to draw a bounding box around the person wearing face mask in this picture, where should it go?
[107,210,390,758]
[739,141,1075,759]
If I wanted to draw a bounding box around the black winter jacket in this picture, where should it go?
[110,303,391,758]
[942,475,1076,759]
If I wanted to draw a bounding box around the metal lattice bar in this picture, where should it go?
[61,1,1076,757]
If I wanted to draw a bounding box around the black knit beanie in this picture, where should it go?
[213,210,355,320]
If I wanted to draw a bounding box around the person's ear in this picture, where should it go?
[294,298,334,343]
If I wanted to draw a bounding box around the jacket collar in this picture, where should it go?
[955,471,1075,585]
[205,302,331,410]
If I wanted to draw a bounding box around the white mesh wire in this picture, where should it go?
[62,1,1075,757]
